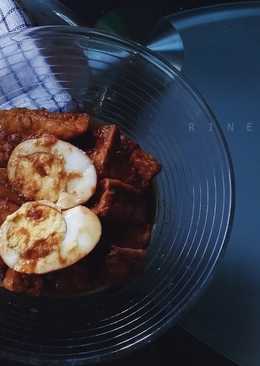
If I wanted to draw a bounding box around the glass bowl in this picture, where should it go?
[0,26,233,365]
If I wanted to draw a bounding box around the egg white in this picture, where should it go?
[0,201,102,274]
[7,136,97,209]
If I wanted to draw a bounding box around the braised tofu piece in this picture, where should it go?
[87,124,119,177]
[3,269,43,296]
[119,131,139,155]
[86,124,137,181]
[103,130,138,182]
[91,178,147,224]
[0,108,90,140]
[87,125,160,189]
[105,245,146,283]
[0,257,7,282]
[127,147,161,189]
[115,224,152,250]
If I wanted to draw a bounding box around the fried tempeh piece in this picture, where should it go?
[87,124,120,177]
[0,108,90,140]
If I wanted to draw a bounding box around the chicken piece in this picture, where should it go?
[0,108,90,140]
[3,269,43,296]
[91,178,147,224]
[105,245,146,283]
[0,168,24,225]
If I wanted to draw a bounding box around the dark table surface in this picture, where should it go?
[57,1,245,365]
[4,328,235,366]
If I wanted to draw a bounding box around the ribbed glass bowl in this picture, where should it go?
[0,26,233,365]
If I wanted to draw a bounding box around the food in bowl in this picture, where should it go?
[0,108,160,296]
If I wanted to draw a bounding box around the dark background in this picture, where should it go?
[57,1,251,366]
[61,0,250,41]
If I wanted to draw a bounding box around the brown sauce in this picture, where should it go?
[0,111,160,296]
[22,234,59,260]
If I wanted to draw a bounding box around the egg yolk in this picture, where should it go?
[13,152,66,203]
[6,202,66,271]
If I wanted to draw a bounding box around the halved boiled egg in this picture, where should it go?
[0,201,102,274]
[7,135,97,209]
